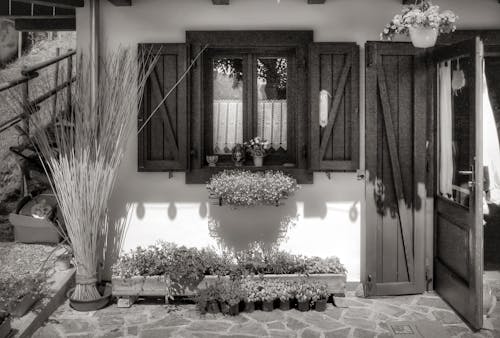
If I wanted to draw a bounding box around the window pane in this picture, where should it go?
[212,58,243,155]
[257,57,287,151]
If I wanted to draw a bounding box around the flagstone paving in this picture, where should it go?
[32,291,500,338]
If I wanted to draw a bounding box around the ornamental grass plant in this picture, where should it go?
[5,48,158,302]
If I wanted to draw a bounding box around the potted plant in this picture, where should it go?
[278,282,293,311]
[218,282,231,315]
[227,281,242,316]
[261,281,277,312]
[0,311,11,338]
[241,278,259,313]
[244,136,271,167]
[0,273,47,317]
[206,170,299,207]
[196,288,209,315]
[206,284,220,314]
[296,283,313,312]
[380,1,458,48]
[311,282,329,312]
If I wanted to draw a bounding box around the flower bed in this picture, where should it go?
[0,311,11,338]
[112,242,347,299]
[0,273,47,318]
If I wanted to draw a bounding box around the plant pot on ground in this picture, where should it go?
[207,300,220,314]
[314,298,327,312]
[279,299,291,311]
[244,301,255,313]
[0,311,11,338]
[67,283,111,312]
[262,300,274,312]
[297,300,310,312]
[219,302,230,315]
[229,303,240,316]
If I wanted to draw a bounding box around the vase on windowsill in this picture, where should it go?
[253,155,264,167]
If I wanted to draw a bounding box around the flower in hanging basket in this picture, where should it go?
[206,170,300,207]
[380,1,458,46]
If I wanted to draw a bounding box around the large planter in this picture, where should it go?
[9,293,40,317]
[0,317,10,338]
[409,26,438,48]
[112,275,169,297]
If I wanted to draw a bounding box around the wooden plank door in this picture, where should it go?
[433,37,484,330]
[365,42,428,296]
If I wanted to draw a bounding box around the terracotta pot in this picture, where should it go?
[314,299,327,312]
[253,155,264,167]
[10,293,40,317]
[409,26,438,48]
[262,300,274,312]
[67,286,110,312]
[229,303,240,316]
[220,302,230,315]
[0,316,11,338]
[279,299,290,311]
[244,301,255,313]
[207,301,220,314]
[297,300,310,312]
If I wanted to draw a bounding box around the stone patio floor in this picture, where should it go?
[32,291,500,338]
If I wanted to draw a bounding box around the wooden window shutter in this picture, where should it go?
[138,43,188,172]
[309,43,359,171]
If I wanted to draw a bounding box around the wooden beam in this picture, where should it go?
[212,0,229,4]
[14,17,75,30]
[307,0,326,3]
[12,0,84,8]
[107,0,131,6]
[0,0,75,17]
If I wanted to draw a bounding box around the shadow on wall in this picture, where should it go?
[102,172,362,278]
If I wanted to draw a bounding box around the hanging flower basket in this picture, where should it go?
[408,26,438,48]
[206,170,299,207]
[380,1,458,48]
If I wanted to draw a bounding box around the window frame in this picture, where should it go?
[205,47,296,165]
[186,31,313,184]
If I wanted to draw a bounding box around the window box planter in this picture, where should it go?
[0,314,11,338]
[9,293,40,317]
[111,276,170,297]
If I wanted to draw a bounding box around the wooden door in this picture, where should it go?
[433,37,484,330]
[365,42,428,296]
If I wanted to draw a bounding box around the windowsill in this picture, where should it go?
[185,165,313,184]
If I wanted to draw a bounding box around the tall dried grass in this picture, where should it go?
[6,48,157,301]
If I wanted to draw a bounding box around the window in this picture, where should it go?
[206,49,294,165]
[138,33,360,184]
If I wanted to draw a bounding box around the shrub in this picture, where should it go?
[0,273,47,311]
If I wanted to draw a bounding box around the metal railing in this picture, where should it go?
[0,49,76,136]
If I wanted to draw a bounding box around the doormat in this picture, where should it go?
[385,320,450,338]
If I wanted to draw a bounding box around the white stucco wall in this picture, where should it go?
[76,0,500,282]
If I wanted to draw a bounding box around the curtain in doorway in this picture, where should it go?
[439,62,454,198]
[483,68,500,204]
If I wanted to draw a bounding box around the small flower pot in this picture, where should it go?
[297,300,310,312]
[279,299,291,311]
[9,293,40,317]
[207,301,220,314]
[262,300,274,312]
[220,301,230,315]
[314,299,327,312]
[409,26,438,48]
[229,303,240,316]
[253,155,264,167]
[244,301,255,313]
[0,316,11,338]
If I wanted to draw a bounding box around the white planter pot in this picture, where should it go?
[409,26,438,48]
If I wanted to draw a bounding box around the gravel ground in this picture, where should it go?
[0,242,60,280]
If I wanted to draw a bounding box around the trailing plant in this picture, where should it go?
[0,273,47,311]
[206,170,299,207]
[380,1,457,41]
